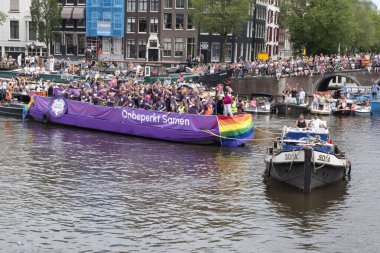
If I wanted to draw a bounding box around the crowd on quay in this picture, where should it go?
[3,52,380,79]
[229,53,380,79]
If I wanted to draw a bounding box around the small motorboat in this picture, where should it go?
[353,106,371,116]
[332,108,352,116]
[309,104,332,115]
[370,100,380,112]
[264,124,350,193]
[0,101,26,117]
[276,102,309,116]
[245,93,276,114]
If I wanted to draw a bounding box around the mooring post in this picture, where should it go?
[304,147,312,194]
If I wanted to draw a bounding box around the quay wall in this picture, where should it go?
[229,70,380,97]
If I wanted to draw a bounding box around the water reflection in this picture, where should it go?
[1,114,380,251]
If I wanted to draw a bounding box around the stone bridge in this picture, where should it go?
[229,70,380,97]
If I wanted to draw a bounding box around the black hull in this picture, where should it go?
[332,109,352,116]
[276,103,309,116]
[199,69,233,87]
[264,162,346,191]
[0,104,24,118]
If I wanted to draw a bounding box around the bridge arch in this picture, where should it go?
[314,73,361,92]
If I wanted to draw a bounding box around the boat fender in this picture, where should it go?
[42,112,50,124]
[347,162,351,175]
[266,160,272,178]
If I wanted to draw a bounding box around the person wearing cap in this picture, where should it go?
[308,114,326,131]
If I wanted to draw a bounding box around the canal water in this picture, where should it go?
[0,114,379,252]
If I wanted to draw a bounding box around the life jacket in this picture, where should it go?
[178,105,185,114]
[231,101,238,114]
[5,90,12,100]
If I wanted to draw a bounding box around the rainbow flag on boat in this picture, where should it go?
[22,96,34,120]
[217,114,254,146]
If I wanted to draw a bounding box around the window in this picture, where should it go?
[29,22,37,41]
[163,37,171,57]
[127,18,135,33]
[164,0,172,8]
[114,13,122,30]
[164,13,172,29]
[187,38,195,59]
[187,15,194,29]
[226,43,232,62]
[139,0,147,11]
[66,34,74,55]
[149,39,157,47]
[176,0,184,8]
[10,21,19,39]
[78,0,86,4]
[65,19,74,27]
[127,0,136,11]
[126,40,135,58]
[10,0,19,11]
[150,0,159,11]
[92,12,99,29]
[103,37,111,54]
[114,0,123,6]
[66,0,75,4]
[77,19,85,27]
[176,14,184,29]
[188,0,193,8]
[55,34,62,54]
[77,34,85,55]
[175,38,183,57]
[150,18,158,33]
[103,12,112,21]
[138,40,146,58]
[211,42,220,62]
[138,18,147,33]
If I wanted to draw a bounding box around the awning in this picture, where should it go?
[72,7,85,20]
[61,7,73,19]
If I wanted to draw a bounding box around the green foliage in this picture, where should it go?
[191,0,253,62]
[0,10,7,25]
[30,0,62,55]
[281,0,380,55]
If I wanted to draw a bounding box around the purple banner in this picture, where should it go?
[34,96,219,132]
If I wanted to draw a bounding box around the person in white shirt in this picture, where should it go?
[308,115,326,130]
[299,88,306,104]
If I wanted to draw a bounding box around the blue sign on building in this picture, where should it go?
[86,0,125,37]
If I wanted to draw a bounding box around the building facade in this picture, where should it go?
[252,0,267,60]
[0,0,46,59]
[160,0,197,62]
[265,0,279,58]
[278,28,292,59]
[85,0,124,60]
[54,0,86,58]
[124,0,161,61]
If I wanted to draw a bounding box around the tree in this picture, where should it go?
[191,0,252,63]
[30,0,62,55]
[280,0,356,55]
[0,10,7,25]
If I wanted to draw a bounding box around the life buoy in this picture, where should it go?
[42,113,50,124]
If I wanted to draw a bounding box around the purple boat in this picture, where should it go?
[28,96,254,147]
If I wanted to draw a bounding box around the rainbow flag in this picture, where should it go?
[22,96,35,120]
[217,114,254,146]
